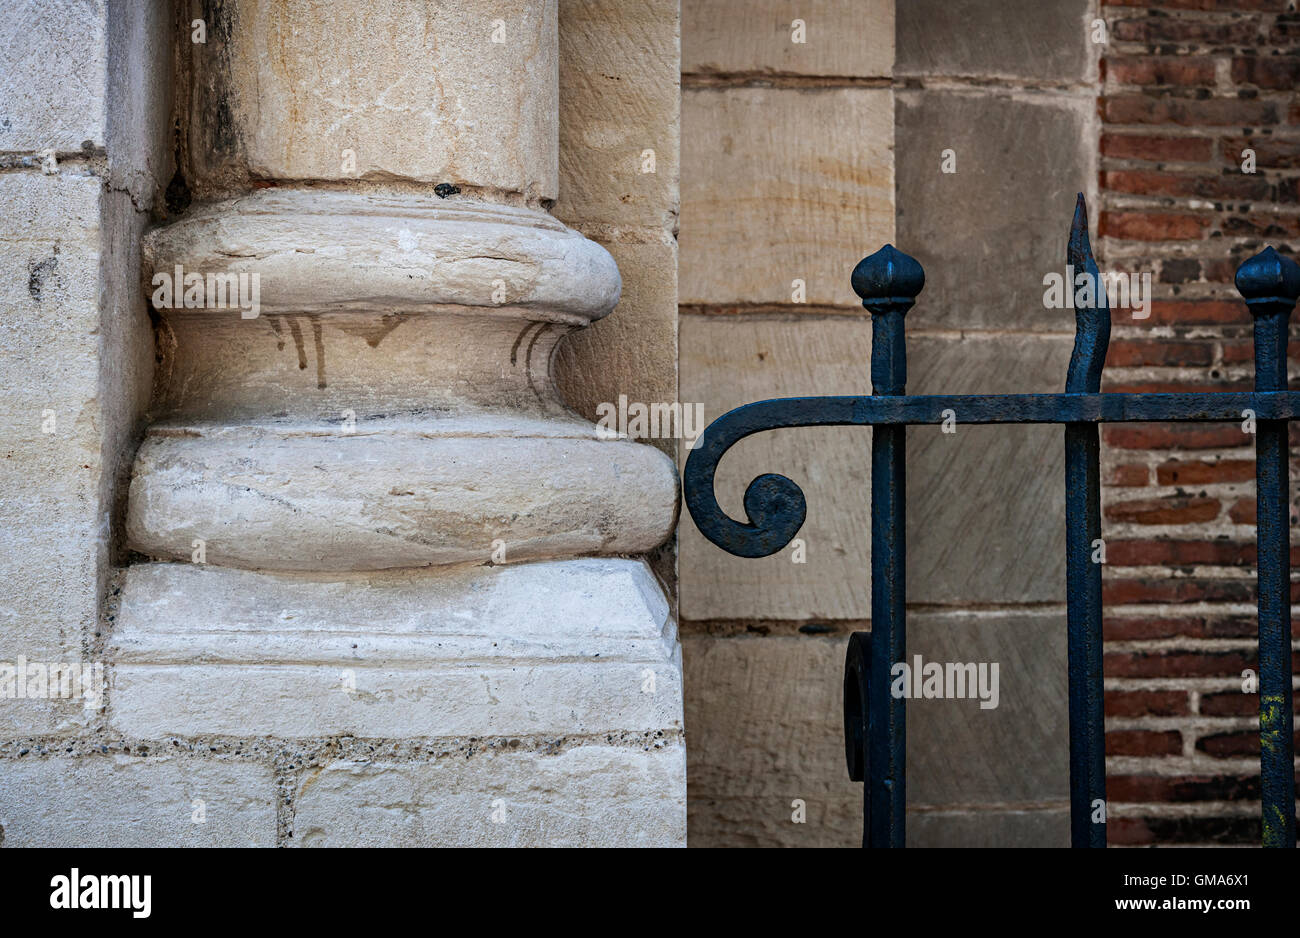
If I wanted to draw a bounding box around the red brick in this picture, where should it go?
[1156,458,1256,485]
[1220,213,1300,239]
[1105,689,1190,717]
[1107,774,1261,803]
[1104,495,1220,524]
[1103,95,1279,127]
[1106,538,1253,565]
[1108,463,1151,486]
[1103,132,1213,162]
[1105,0,1290,9]
[1144,299,1248,325]
[1101,211,1211,241]
[1203,258,1242,283]
[1102,169,1273,201]
[1228,497,1255,523]
[1108,56,1218,87]
[1102,578,1261,604]
[1107,816,1154,845]
[1104,614,1257,640]
[1106,379,1247,394]
[1106,649,1254,679]
[1232,56,1300,89]
[1107,729,1183,756]
[1104,423,1252,450]
[1106,338,1213,367]
[1195,730,1300,757]
[1201,691,1300,716]
[1222,136,1300,170]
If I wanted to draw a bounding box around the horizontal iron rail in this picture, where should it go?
[690,391,1300,440]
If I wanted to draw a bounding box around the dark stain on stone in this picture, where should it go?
[286,316,308,371]
[266,315,286,351]
[524,323,551,401]
[434,183,460,199]
[336,314,403,348]
[509,321,541,366]
[27,248,58,301]
[165,162,191,216]
[309,314,326,389]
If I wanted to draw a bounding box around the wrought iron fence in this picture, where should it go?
[683,196,1300,848]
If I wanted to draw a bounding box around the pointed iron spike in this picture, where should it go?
[1068,192,1094,271]
[1065,193,1111,395]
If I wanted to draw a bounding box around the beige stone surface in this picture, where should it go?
[293,742,686,846]
[0,0,108,151]
[680,87,893,307]
[127,429,677,570]
[143,191,622,322]
[895,89,1095,331]
[186,0,559,198]
[555,236,679,451]
[555,0,679,231]
[0,171,105,735]
[684,635,859,847]
[685,612,1070,848]
[906,332,1071,605]
[683,0,893,78]
[908,808,1070,848]
[896,0,1095,83]
[0,756,277,847]
[906,610,1068,809]
[112,558,683,740]
[679,315,871,621]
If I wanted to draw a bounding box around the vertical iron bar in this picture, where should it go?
[852,244,923,848]
[1064,195,1110,848]
[1065,423,1107,847]
[870,421,905,847]
[1237,246,1298,847]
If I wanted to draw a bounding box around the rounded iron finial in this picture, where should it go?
[851,244,925,312]
[1235,246,1300,308]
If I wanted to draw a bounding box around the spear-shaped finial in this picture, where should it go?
[852,244,924,396]
[1065,193,1111,394]
[1236,246,1300,393]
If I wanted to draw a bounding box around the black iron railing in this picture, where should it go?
[683,196,1300,848]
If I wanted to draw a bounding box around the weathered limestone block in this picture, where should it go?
[112,558,682,740]
[0,0,108,152]
[293,742,686,847]
[896,0,1095,83]
[684,635,859,847]
[680,87,893,307]
[684,0,893,78]
[895,90,1094,331]
[184,0,559,199]
[142,191,620,321]
[0,756,277,847]
[127,430,677,570]
[0,171,106,735]
[555,0,680,231]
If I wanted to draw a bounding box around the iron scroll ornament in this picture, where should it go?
[682,195,1300,848]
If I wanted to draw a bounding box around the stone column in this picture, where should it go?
[112,0,684,846]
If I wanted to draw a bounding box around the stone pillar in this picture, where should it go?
[113,0,684,846]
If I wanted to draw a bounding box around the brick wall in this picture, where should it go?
[1098,0,1300,845]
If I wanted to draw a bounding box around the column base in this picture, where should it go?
[110,557,685,846]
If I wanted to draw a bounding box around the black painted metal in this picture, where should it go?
[682,196,1300,847]
[1064,196,1108,848]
